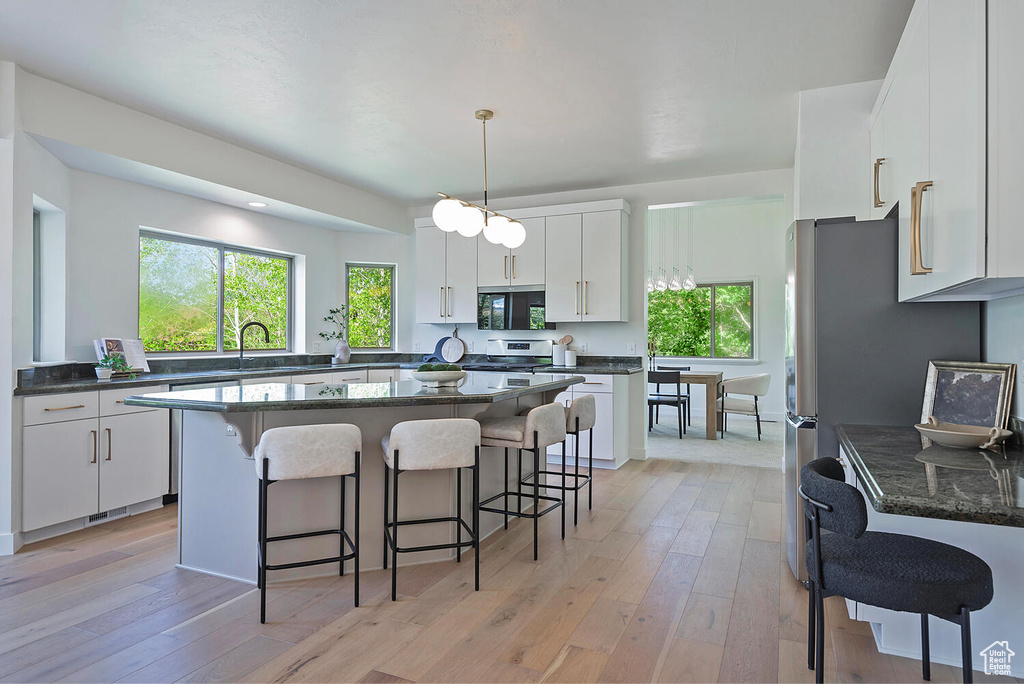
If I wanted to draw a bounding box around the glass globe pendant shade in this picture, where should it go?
[432,198,463,232]
[454,205,485,237]
[482,215,510,245]
[683,268,697,291]
[646,272,655,293]
[669,267,683,290]
[501,220,526,249]
[655,269,668,292]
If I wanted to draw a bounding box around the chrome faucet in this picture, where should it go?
[239,321,270,369]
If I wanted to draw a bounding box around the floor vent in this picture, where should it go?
[86,506,130,526]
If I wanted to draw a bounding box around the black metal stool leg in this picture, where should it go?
[588,429,593,511]
[456,467,463,563]
[921,613,930,681]
[382,460,389,571]
[257,462,264,591]
[259,459,269,624]
[807,581,816,671]
[533,438,539,561]
[391,453,400,601]
[961,608,973,684]
[473,448,480,591]
[517,448,523,511]
[815,581,825,684]
[560,440,566,540]
[354,456,360,607]
[503,447,509,530]
[573,418,580,526]
[340,472,346,577]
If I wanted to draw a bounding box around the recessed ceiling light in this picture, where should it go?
[248,201,268,208]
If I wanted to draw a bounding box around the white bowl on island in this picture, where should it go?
[411,370,467,387]
[914,416,1013,450]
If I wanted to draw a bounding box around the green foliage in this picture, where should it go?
[648,284,752,358]
[347,266,393,349]
[319,307,348,342]
[97,354,136,379]
[138,237,289,352]
[417,363,460,372]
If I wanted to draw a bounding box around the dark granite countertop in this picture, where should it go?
[544,364,642,375]
[837,424,1024,527]
[122,373,583,412]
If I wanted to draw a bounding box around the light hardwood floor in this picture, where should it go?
[1,459,1019,683]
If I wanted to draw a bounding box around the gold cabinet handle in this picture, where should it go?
[105,428,112,461]
[873,158,885,207]
[575,281,580,315]
[45,404,86,412]
[910,180,933,275]
[439,287,444,318]
[90,430,98,464]
[512,255,517,279]
[584,281,589,315]
[504,255,508,280]
[447,286,453,316]
[581,382,603,385]
[301,381,326,385]
[114,400,125,404]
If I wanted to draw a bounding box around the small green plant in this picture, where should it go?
[97,354,136,379]
[417,363,461,372]
[318,306,348,342]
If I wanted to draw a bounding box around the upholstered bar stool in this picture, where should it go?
[477,402,566,560]
[382,418,480,601]
[801,458,993,684]
[254,423,361,624]
[520,394,596,527]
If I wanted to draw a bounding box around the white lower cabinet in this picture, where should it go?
[21,385,170,533]
[333,370,368,384]
[546,376,620,466]
[367,368,397,383]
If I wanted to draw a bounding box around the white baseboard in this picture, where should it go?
[17,497,166,549]
[0,531,23,556]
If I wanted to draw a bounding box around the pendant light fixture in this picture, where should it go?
[654,219,668,291]
[683,206,697,291]
[669,213,683,290]
[432,109,526,248]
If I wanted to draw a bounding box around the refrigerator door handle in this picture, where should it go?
[786,410,817,429]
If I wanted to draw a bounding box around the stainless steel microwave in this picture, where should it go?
[477,290,555,330]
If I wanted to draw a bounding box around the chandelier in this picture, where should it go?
[432,110,526,248]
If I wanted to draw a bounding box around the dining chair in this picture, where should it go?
[717,373,771,440]
[656,365,691,426]
[647,370,688,438]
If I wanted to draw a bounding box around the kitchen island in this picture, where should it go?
[126,373,582,584]
[837,425,1024,677]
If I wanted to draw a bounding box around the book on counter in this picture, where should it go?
[93,338,151,373]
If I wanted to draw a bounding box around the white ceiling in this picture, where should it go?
[0,0,912,204]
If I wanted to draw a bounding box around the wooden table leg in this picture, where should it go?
[705,380,718,440]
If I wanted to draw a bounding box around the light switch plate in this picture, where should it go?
[312,341,321,353]
[626,343,636,355]
[413,341,421,352]
[579,342,588,353]
[467,341,474,352]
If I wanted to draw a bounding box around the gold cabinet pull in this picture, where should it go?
[447,287,453,316]
[584,281,589,315]
[301,381,326,385]
[574,281,580,315]
[114,400,125,404]
[512,255,517,279]
[873,158,885,207]
[910,180,933,275]
[504,255,508,280]
[105,428,112,461]
[439,287,444,318]
[90,430,98,464]
[45,404,86,412]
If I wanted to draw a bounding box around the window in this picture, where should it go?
[346,264,394,349]
[139,233,291,353]
[648,282,753,358]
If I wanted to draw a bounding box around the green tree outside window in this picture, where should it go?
[648,282,753,358]
[347,265,394,349]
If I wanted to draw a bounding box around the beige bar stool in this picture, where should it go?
[254,423,361,624]
[522,394,597,527]
[477,402,566,561]
[382,418,480,602]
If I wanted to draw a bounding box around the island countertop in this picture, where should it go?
[123,372,583,412]
[837,424,1024,527]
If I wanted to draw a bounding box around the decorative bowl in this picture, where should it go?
[914,416,1013,450]
[411,370,467,387]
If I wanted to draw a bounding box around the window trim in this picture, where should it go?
[138,230,294,355]
[345,262,396,352]
[648,278,756,361]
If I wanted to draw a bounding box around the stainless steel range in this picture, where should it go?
[461,339,554,373]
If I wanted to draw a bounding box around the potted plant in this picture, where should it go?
[96,354,135,380]
[319,306,350,365]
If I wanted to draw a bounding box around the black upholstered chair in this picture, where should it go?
[647,370,688,438]
[800,458,993,684]
[656,365,691,426]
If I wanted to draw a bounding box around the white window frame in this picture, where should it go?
[345,262,396,352]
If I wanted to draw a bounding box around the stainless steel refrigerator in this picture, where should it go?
[783,217,981,580]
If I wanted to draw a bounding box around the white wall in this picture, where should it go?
[0,62,17,552]
[647,197,787,419]
[794,80,881,221]
[984,295,1024,419]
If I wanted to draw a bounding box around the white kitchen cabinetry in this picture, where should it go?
[415,227,477,324]
[544,211,628,322]
[873,0,1022,301]
[477,217,546,289]
[22,385,170,533]
[545,374,625,467]
[367,368,397,383]
[333,369,368,384]
[241,375,292,385]
[291,372,336,387]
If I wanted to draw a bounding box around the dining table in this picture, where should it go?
[657,369,723,440]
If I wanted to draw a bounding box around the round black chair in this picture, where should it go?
[800,457,993,684]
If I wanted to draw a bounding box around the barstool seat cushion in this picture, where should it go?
[479,403,566,450]
[809,530,993,621]
[566,394,596,433]
[255,424,361,480]
[382,418,480,471]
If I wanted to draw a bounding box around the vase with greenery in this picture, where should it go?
[96,354,136,380]
[319,306,350,364]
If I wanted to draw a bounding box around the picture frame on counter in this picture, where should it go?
[921,360,1016,429]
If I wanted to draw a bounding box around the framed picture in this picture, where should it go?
[921,361,1016,429]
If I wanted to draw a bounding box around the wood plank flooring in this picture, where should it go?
[1,459,1020,683]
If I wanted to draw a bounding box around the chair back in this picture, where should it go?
[723,373,771,397]
[524,402,568,449]
[387,418,479,471]
[648,370,681,398]
[799,457,867,538]
[255,423,361,480]
[566,394,596,433]
[657,365,691,372]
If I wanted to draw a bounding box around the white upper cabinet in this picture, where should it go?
[477,217,546,289]
[873,0,1022,301]
[545,214,584,322]
[415,227,478,324]
[544,209,628,323]
[477,231,511,289]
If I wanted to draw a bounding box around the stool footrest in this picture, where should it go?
[267,528,345,543]
[383,515,476,555]
[479,491,563,519]
[520,471,592,492]
[258,530,356,571]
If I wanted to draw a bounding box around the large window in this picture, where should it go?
[346,264,394,350]
[648,282,753,358]
[139,233,291,353]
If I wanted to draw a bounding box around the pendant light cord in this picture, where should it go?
[482,117,488,219]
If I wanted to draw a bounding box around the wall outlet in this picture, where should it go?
[579,342,588,353]
[413,341,421,352]
[467,341,474,352]
[225,425,237,437]
[312,341,321,353]
[626,342,636,355]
